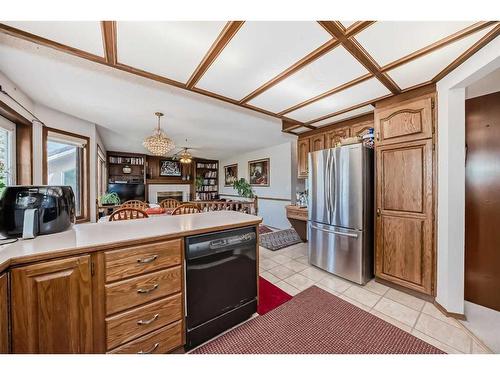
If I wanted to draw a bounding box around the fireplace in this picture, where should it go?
[157,191,183,202]
[148,184,191,204]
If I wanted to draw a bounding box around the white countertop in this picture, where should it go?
[0,211,262,272]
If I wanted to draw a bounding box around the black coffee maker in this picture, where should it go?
[0,186,76,239]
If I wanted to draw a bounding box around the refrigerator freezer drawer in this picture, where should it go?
[308,222,370,284]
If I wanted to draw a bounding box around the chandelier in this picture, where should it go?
[179,148,192,164]
[143,112,175,156]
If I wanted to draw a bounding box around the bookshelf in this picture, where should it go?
[194,159,219,201]
[107,151,146,184]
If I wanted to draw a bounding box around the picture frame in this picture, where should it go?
[159,159,182,177]
[248,158,270,187]
[224,164,238,187]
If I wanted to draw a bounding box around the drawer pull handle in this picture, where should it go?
[137,255,158,264]
[137,343,159,354]
[137,313,160,325]
[137,284,159,294]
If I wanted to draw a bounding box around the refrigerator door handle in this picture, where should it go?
[325,149,331,220]
[310,224,359,238]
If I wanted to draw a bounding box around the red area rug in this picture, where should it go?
[257,277,293,315]
[258,225,273,235]
[193,286,444,354]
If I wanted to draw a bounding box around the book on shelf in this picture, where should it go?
[109,156,144,165]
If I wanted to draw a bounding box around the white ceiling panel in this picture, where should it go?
[340,21,356,29]
[387,26,495,90]
[247,45,369,113]
[116,21,226,83]
[196,21,332,100]
[2,21,104,56]
[286,78,390,122]
[309,105,374,128]
[355,21,476,67]
[292,126,311,133]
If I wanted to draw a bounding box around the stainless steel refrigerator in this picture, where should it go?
[307,143,374,285]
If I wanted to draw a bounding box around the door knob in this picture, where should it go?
[377,208,381,216]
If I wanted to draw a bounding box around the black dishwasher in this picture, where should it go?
[185,226,257,349]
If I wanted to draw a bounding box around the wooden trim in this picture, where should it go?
[101,21,117,65]
[282,119,314,131]
[239,39,341,103]
[433,300,466,321]
[0,99,32,126]
[381,22,498,72]
[42,126,91,223]
[298,113,374,139]
[186,21,244,88]
[375,83,436,109]
[432,23,500,82]
[344,21,376,37]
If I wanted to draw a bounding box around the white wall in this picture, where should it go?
[436,36,500,314]
[219,142,294,229]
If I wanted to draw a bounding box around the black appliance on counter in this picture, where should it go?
[0,186,75,239]
[184,226,257,349]
[108,183,145,203]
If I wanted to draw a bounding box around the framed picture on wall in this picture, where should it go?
[224,164,238,187]
[159,159,181,177]
[248,158,270,186]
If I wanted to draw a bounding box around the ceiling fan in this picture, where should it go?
[171,140,196,164]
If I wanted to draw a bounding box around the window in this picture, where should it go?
[44,127,89,221]
[0,116,16,194]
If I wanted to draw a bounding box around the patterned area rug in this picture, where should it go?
[192,286,444,354]
[258,225,273,235]
[259,228,302,251]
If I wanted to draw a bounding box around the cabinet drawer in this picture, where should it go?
[108,320,183,354]
[106,266,182,315]
[105,239,182,282]
[106,293,182,350]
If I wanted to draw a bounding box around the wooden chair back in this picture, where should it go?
[159,198,180,209]
[121,200,148,210]
[171,203,201,216]
[109,208,149,221]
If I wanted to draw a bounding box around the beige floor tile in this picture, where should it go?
[370,310,413,333]
[414,313,472,353]
[337,294,372,312]
[411,329,463,354]
[299,266,330,282]
[260,271,280,284]
[283,273,315,291]
[385,289,425,311]
[362,279,390,296]
[287,246,308,259]
[275,281,300,296]
[295,256,310,265]
[268,265,296,280]
[343,285,382,308]
[373,297,420,327]
[268,254,292,265]
[421,302,461,328]
[259,258,279,271]
[259,247,273,256]
[317,274,352,293]
[282,259,309,273]
[315,283,340,296]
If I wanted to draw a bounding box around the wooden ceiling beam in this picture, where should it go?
[432,23,500,82]
[318,21,400,95]
[101,21,117,64]
[186,21,244,89]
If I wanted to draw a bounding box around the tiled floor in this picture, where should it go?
[259,242,493,354]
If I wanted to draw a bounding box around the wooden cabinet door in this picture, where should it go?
[310,134,325,152]
[11,256,93,353]
[351,121,374,138]
[297,138,310,179]
[375,139,434,294]
[0,273,8,353]
[375,97,433,146]
[326,127,350,148]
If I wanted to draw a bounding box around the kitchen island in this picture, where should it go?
[0,211,262,354]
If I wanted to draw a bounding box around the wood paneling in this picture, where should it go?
[105,266,182,315]
[376,138,433,294]
[325,126,350,148]
[11,256,93,353]
[465,91,500,312]
[310,134,325,151]
[297,138,310,179]
[0,273,8,353]
[108,320,183,354]
[375,97,433,145]
[15,123,33,185]
[146,155,193,185]
[104,239,182,283]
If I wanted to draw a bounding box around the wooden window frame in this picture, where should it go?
[42,126,90,223]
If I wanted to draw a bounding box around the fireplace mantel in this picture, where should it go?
[148,184,191,203]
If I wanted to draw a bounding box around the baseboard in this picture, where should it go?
[433,300,466,321]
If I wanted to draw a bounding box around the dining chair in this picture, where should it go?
[171,203,201,215]
[121,200,149,210]
[159,198,180,209]
[109,208,149,221]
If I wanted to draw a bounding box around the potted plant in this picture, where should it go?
[100,192,121,206]
[194,176,204,201]
[232,178,254,198]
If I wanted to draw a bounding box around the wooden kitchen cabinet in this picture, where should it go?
[325,127,350,148]
[297,138,310,179]
[10,255,94,353]
[0,273,8,353]
[310,134,325,152]
[351,120,374,138]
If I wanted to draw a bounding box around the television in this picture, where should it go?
[108,183,145,203]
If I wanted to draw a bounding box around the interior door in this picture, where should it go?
[465,91,500,312]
